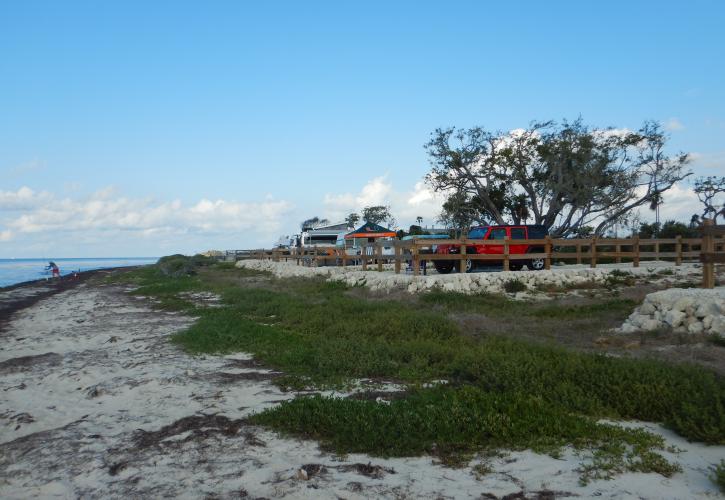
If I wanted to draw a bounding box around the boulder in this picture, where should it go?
[695,301,722,318]
[638,301,656,315]
[641,319,661,332]
[672,296,696,312]
[687,321,704,335]
[710,316,725,336]
[664,310,686,328]
[703,315,714,330]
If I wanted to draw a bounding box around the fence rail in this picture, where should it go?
[232,220,724,289]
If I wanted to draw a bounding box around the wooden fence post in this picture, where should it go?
[458,239,467,274]
[654,242,660,261]
[576,243,582,265]
[412,241,420,276]
[590,237,597,268]
[362,245,368,271]
[703,219,715,289]
[615,244,621,264]
[544,236,552,270]
[377,243,383,272]
[503,237,510,271]
[633,236,640,268]
[675,235,682,266]
[394,244,401,274]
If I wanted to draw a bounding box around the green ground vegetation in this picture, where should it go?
[712,460,725,493]
[113,257,725,481]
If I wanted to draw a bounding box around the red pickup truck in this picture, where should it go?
[433,224,548,273]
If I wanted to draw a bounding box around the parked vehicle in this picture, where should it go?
[433,225,548,273]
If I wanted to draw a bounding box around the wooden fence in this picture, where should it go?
[235,221,724,288]
[700,219,725,288]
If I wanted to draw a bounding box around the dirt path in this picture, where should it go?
[0,283,723,499]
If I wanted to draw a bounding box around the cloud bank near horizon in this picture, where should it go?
[0,186,293,257]
[0,178,706,257]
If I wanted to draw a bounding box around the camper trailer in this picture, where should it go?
[297,222,350,255]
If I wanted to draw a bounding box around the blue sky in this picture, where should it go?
[1,1,724,257]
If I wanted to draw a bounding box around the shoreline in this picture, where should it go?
[0,266,145,332]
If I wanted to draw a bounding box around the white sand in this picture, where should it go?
[1,282,723,499]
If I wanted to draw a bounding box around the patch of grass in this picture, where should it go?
[604,270,637,287]
[503,278,526,294]
[532,299,636,319]
[534,280,604,293]
[419,290,527,315]
[711,460,725,493]
[609,269,632,278]
[116,259,725,479]
[172,277,725,445]
[709,334,725,348]
[249,386,680,483]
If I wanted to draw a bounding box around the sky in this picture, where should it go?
[1,0,724,257]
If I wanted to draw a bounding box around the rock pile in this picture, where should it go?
[618,287,725,337]
[236,259,700,297]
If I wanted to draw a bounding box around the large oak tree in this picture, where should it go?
[425,119,691,237]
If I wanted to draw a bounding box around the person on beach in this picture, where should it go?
[45,261,60,279]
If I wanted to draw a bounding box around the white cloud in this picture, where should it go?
[664,118,684,131]
[628,183,701,224]
[656,183,701,221]
[688,151,725,173]
[323,176,446,228]
[0,186,52,210]
[0,186,294,256]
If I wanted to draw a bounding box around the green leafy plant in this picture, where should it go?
[711,460,725,493]
[503,278,527,293]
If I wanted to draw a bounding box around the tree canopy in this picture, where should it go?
[300,216,329,231]
[425,119,691,237]
[361,205,396,227]
[344,213,360,228]
[694,175,725,223]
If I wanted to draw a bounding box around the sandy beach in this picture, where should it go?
[1,273,723,499]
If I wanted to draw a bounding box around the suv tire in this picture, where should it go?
[465,258,473,273]
[528,257,545,271]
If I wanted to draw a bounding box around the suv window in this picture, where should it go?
[468,227,488,239]
[490,228,507,240]
[510,228,526,240]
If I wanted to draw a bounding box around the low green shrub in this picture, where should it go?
[711,460,725,493]
[503,278,527,294]
[157,253,216,278]
[249,386,681,483]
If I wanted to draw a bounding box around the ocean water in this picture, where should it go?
[0,258,159,288]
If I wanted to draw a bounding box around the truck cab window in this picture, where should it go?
[511,228,526,239]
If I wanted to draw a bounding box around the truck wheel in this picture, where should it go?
[465,258,473,273]
[433,261,454,274]
[528,258,545,271]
